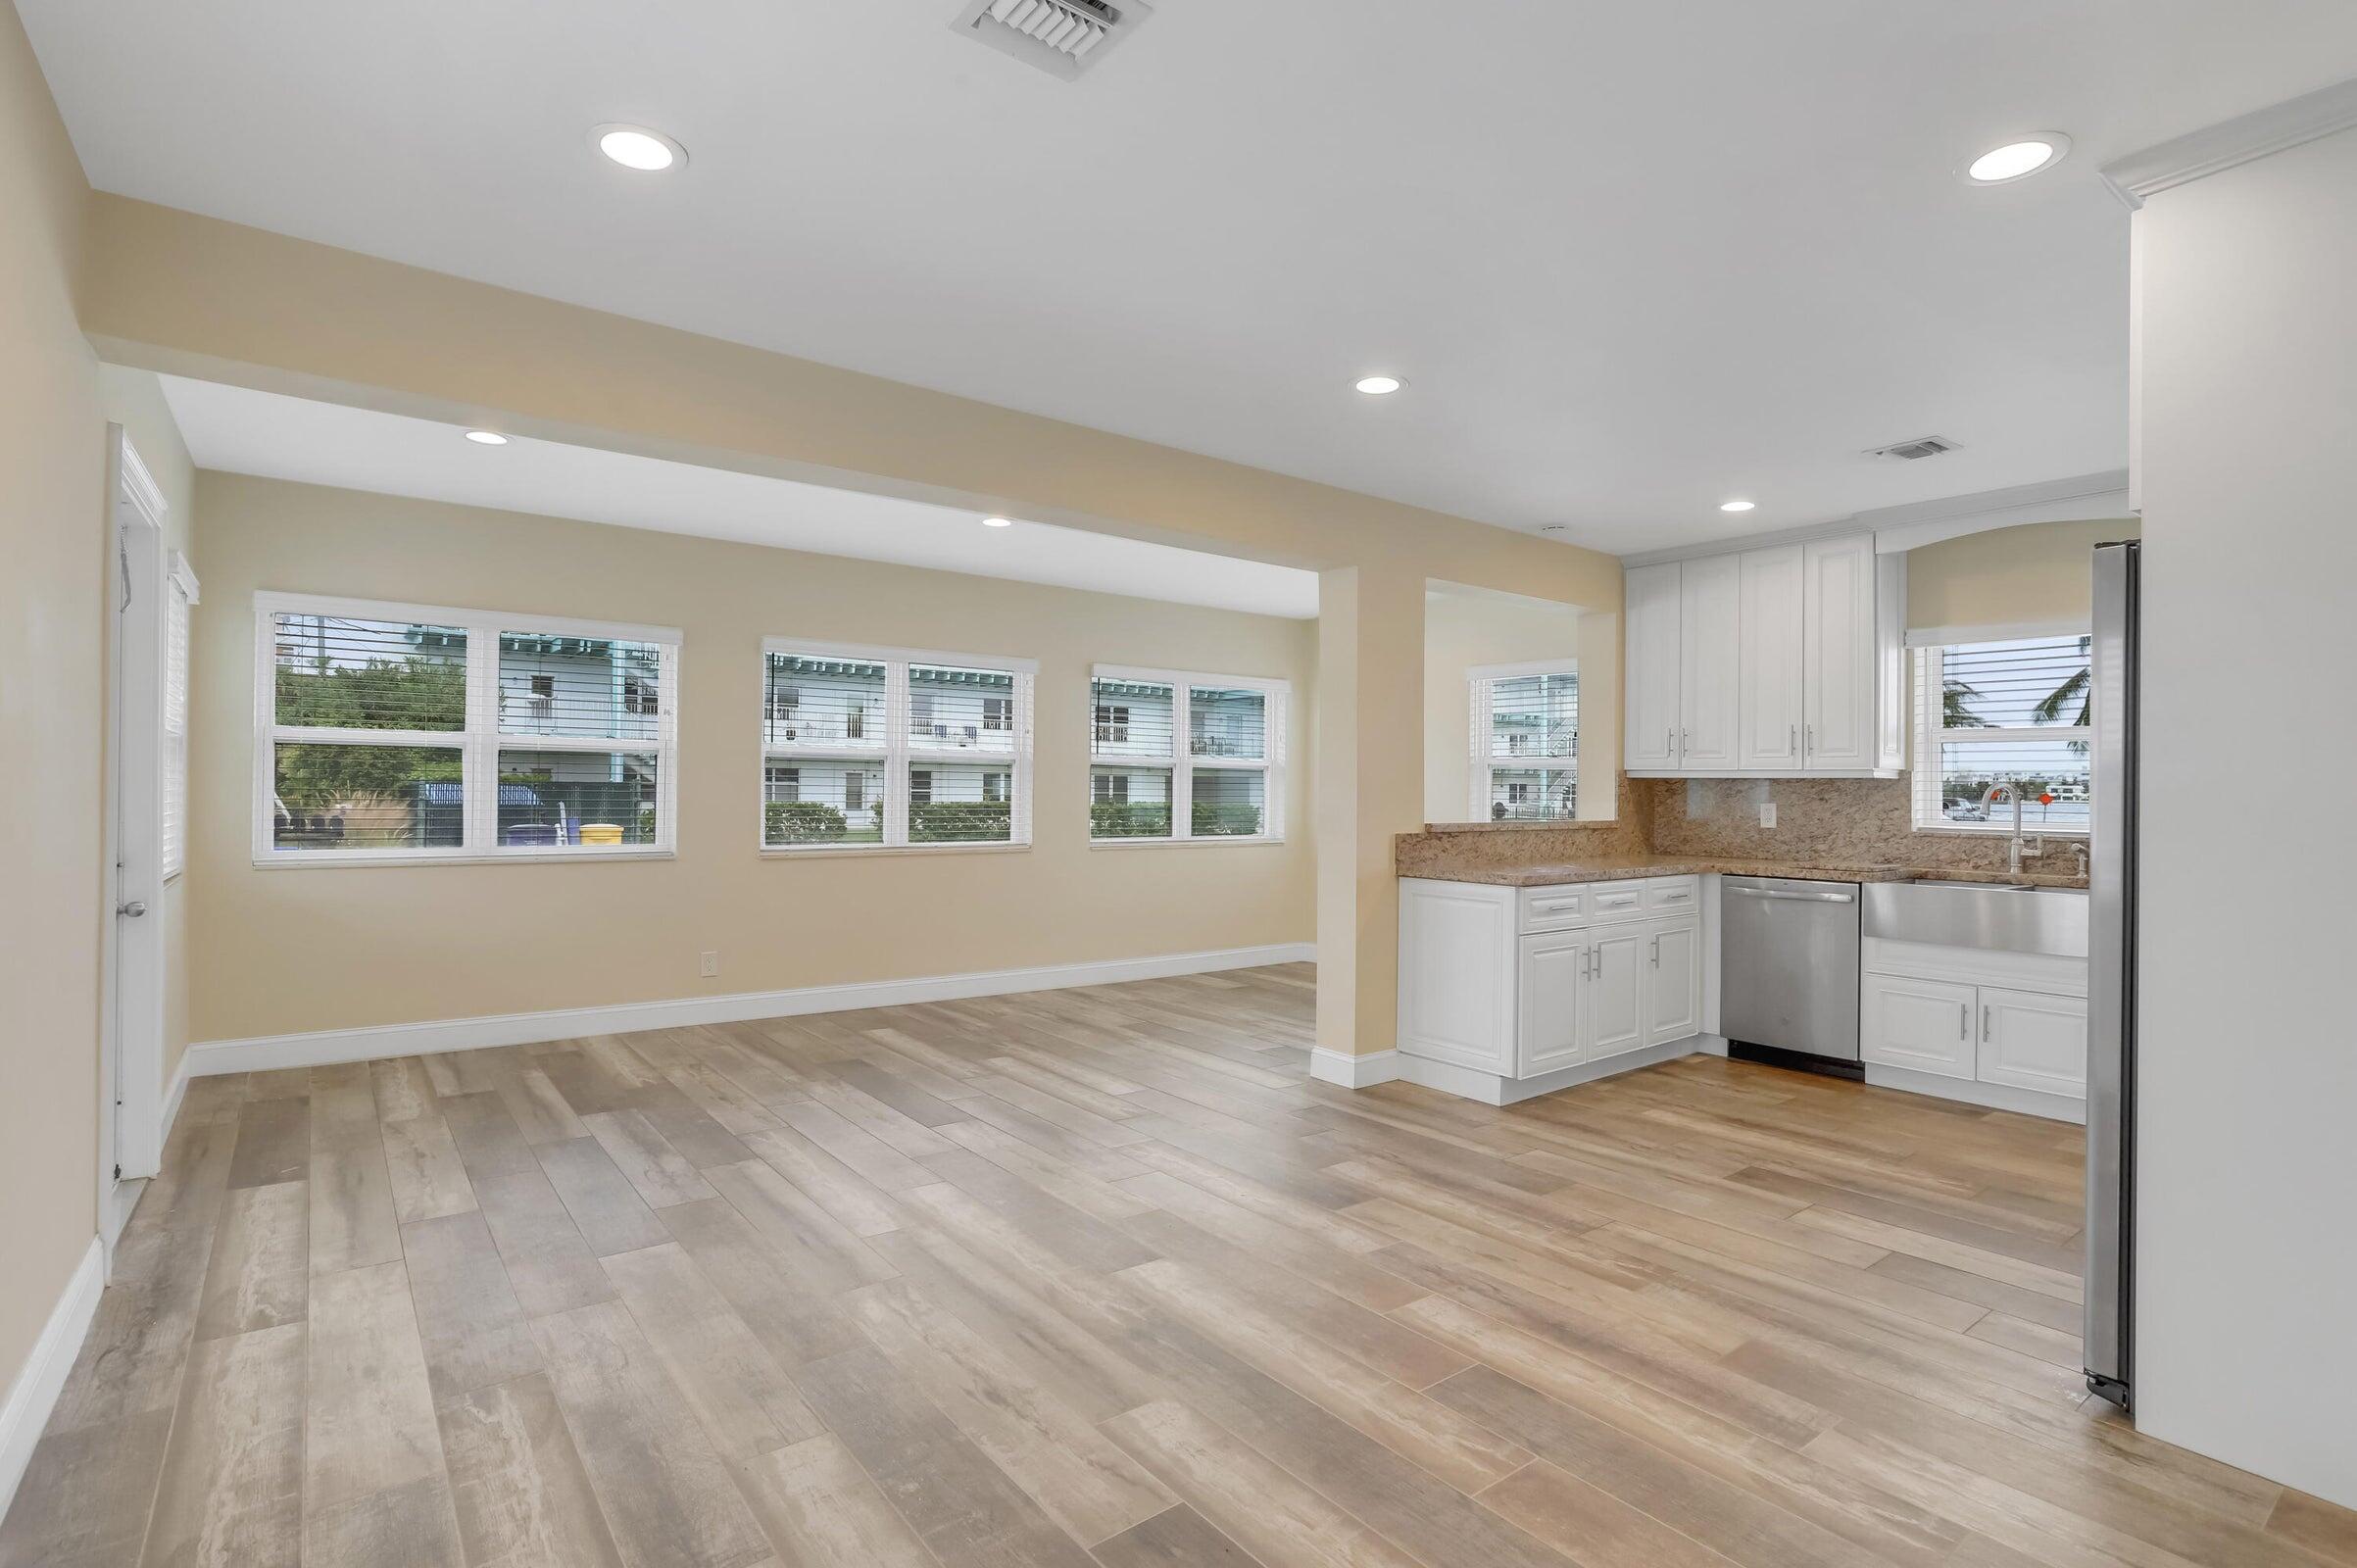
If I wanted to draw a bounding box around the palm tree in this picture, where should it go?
[1942,676,1991,728]
[2033,635,2093,754]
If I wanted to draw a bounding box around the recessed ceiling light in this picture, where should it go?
[1719,499,1755,513]
[981,515,1014,528]
[593,123,686,172]
[1354,375,1403,396]
[464,429,510,446]
[1964,133,2070,185]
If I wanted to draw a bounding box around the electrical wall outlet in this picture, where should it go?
[1759,802,1778,829]
[699,951,720,979]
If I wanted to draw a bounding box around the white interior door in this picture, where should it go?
[101,428,174,1260]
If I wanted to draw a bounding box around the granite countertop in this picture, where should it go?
[1400,854,2089,891]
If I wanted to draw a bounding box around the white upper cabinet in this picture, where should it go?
[1801,534,1877,769]
[1621,530,1903,779]
[1737,545,1805,773]
[1678,554,1743,770]
[1623,563,1683,772]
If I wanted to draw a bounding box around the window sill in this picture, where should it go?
[254,847,676,868]
[1910,824,2089,840]
[1089,835,1288,850]
[761,841,1032,860]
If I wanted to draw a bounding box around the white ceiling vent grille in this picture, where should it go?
[952,0,1152,79]
[1866,434,1962,462]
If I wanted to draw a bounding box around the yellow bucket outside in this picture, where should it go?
[578,823,625,846]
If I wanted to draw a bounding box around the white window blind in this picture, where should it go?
[762,641,1034,851]
[1091,666,1286,843]
[160,557,197,879]
[1911,635,2092,834]
[255,592,679,862]
[1468,661,1577,822]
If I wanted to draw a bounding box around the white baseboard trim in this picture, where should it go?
[1395,1037,1704,1106]
[1864,1064,2087,1124]
[0,1238,104,1525]
[160,1053,191,1146]
[187,942,1316,1076]
[1308,1048,1399,1089]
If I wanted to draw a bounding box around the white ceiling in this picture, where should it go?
[30,3,2357,553]
[156,376,1322,617]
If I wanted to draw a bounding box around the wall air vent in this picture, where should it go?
[1866,434,1961,462]
[952,0,1151,80]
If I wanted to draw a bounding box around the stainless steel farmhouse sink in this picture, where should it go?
[1863,880,2088,957]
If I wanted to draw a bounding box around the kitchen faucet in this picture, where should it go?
[1982,783,2044,875]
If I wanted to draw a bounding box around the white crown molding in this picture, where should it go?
[0,1240,106,1524]
[2100,77,2357,210]
[1619,469,2132,567]
[186,943,1315,1074]
[110,424,170,530]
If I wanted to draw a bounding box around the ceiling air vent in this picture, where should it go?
[952,0,1151,80]
[1866,434,1961,462]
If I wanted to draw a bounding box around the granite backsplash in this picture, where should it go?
[1398,774,2079,880]
[1635,776,2068,875]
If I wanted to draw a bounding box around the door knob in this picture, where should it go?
[118,901,148,918]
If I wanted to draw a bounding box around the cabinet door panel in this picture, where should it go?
[1585,928,1647,1061]
[1399,885,1516,1072]
[1624,564,1684,770]
[1802,535,1877,769]
[1678,554,1742,769]
[1645,917,1702,1048]
[1979,987,2088,1099]
[1737,546,1805,772]
[1861,973,1977,1079]
[1517,932,1587,1076]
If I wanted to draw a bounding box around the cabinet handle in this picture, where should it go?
[1667,728,1675,757]
[1583,946,1595,980]
[1649,935,1659,968]
[1983,1005,1991,1044]
[1789,724,1796,756]
[1958,1003,1968,1041]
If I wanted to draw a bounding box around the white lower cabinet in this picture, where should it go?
[1402,876,1704,1102]
[1978,987,2089,1098]
[1645,919,1702,1048]
[1515,930,1587,1076]
[1585,926,1649,1063]
[1861,973,1978,1079]
[1859,940,2088,1116]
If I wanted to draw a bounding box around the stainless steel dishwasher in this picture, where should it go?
[1720,875,1862,1071]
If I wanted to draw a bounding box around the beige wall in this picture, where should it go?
[95,366,200,1092]
[1906,516,2141,632]
[1421,587,1583,823]
[78,194,1623,1059]
[188,473,1317,1043]
[0,0,104,1414]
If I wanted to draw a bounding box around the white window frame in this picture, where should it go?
[1909,634,2092,837]
[253,591,681,866]
[1090,664,1288,847]
[761,638,1036,856]
[1467,658,1578,823]
[161,554,200,881]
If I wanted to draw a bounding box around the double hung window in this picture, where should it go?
[257,593,678,862]
[761,641,1034,850]
[1089,666,1286,843]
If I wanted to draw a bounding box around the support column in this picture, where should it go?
[1313,564,1424,1083]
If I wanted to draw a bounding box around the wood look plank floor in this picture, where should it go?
[8,963,2353,1568]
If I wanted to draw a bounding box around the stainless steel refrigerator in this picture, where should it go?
[2085,539,2138,1409]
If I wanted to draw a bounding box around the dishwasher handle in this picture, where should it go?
[1726,885,1856,905]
